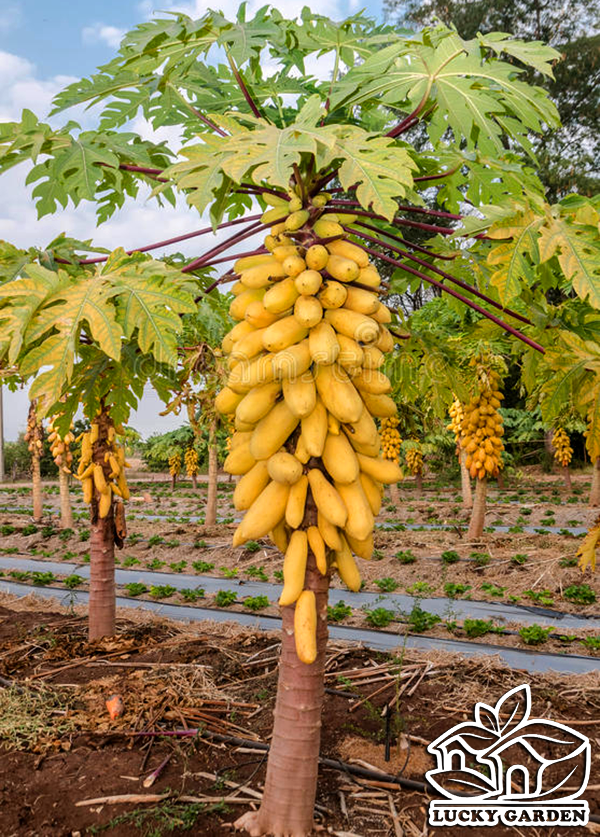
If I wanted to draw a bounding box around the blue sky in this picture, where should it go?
[0,0,387,441]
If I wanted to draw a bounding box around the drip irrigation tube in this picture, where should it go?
[2,580,600,675]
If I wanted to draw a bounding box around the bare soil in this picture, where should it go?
[0,598,599,836]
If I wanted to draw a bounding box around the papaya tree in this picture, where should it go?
[0,242,206,638]
[24,401,44,522]
[0,8,596,834]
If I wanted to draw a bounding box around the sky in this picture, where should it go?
[0,0,385,441]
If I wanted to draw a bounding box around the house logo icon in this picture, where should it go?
[426,684,590,827]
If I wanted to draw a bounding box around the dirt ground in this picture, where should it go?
[0,597,599,837]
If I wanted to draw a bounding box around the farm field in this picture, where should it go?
[1,471,599,662]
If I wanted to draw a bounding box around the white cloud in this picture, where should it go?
[0,50,78,123]
[141,0,347,22]
[82,23,126,49]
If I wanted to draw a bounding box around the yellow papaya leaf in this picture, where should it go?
[577,518,600,574]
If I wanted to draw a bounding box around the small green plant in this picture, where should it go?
[126,532,143,544]
[193,539,208,549]
[470,551,491,567]
[41,526,55,538]
[462,619,502,638]
[147,557,166,570]
[63,574,84,589]
[580,636,600,651]
[244,540,261,553]
[215,590,237,607]
[519,624,553,645]
[511,553,528,565]
[180,587,205,602]
[80,552,90,563]
[395,549,417,564]
[523,588,554,606]
[58,528,74,541]
[78,530,90,542]
[125,582,148,596]
[406,581,434,596]
[9,570,30,581]
[559,556,578,568]
[374,577,399,593]
[365,607,395,627]
[121,555,141,567]
[481,582,506,598]
[244,565,268,582]
[563,584,597,605]
[192,560,215,573]
[21,524,38,536]
[372,548,385,560]
[31,571,56,585]
[273,569,284,582]
[444,582,471,598]
[441,550,460,565]
[148,535,165,547]
[328,601,352,622]
[0,524,16,536]
[508,525,524,533]
[169,560,187,573]
[220,566,239,579]
[243,595,270,611]
[408,606,441,632]
[149,584,176,599]
[165,539,180,548]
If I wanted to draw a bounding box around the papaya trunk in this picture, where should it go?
[563,465,572,491]
[58,469,73,529]
[32,452,43,523]
[415,470,423,495]
[459,449,472,509]
[389,481,400,507]
[192,472,198,489]
[467,477,487,539]
[89,504,116,639]
[497,469,505,490]
[590,458,600,507]
[205,418,218,526]
[236,552,329,837]
[171,473,177,489]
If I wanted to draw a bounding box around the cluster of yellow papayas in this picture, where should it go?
[380,416,401,464]
[25,413,43,455]
[215,196,402,664]
[75,418,130,516]
[447,397,464,456]
[47,419,75,474]
[405,442,423,476]
[460,371,504,480]
[184,447,199,477]
[552,427,572,467]
[168,452,181,477]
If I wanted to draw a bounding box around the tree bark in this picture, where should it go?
[205,418,218,526]
[31,451,43,523]
[58,468,74,529]
[235,552,330,837]
[415,470,423,495]
[459,449,472,509]
[497,469,505,490]
[563,465,572,491]
[171,473,177,489]
[590,457,600,507]
[389,481,400,507]
[89,505,116,640]
[192,472,198,489]
[467,477,488,539]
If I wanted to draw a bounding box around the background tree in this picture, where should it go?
[385,0,600,200]
[47,417,75,528]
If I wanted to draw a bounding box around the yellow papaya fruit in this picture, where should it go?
[326,239,369,267]
[346,532,373,560]
[244,300,280,328]
[234,253,277,273]
[98,489,113,518]
[229,288,265,321]
[82,476,93,504]
[358,266,381,289]
[271,340,312,380]
[308,321,340,365]
[351,369,392,395]
[263,278,300,314]
[337,334,364,369]
[268,451,303,485]
[359,391,397,418]
[307,525,327,575]
[279,530,308,606]
[232,480,290,546]
[301,397,328,457]
[359,472,383,515]
[314,364,364,424]
[283,372,317,418]
[236,381,281,425]
[282,254,307,276]
[305,244,329,271]
[285,474,308,528]
[343,285,380,315]
[317,511,342,551]
[356,452,403,484]
[322,432,359,485]
[233,460,270,510]
[250,400,300,460]
[240,261,286,288]
[262,316,308,352]
[307,469,347,528]
[270,519,290,553]
[273,244,302,263]
[334,535,361,592]
[294,590,317,664]
[313,218,343,238]
[230,327,269,362]
[372,303,392,324]
[335,479,373,541]
[324,308,379,344]
[294,295,323,328]
[375,326,394,353]
[361,345,384,369]
[318,280,348,310]
[284,209,310,231]
[224,442,256,475]
[294,269,323,295]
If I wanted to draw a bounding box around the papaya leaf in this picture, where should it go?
[538,215,600,310]
[577,521,600,573]
[486,211,544,304]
